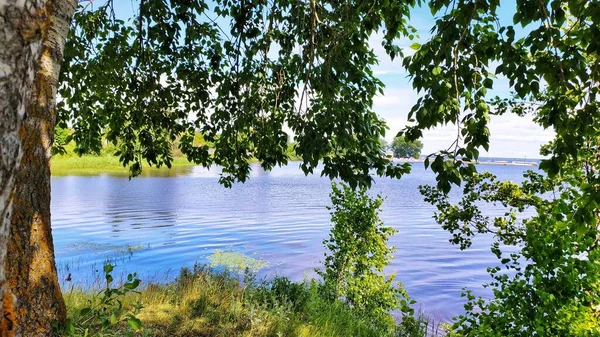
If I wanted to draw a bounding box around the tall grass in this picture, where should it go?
[62,264,447,337]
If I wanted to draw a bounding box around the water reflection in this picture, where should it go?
[102,177,179,236]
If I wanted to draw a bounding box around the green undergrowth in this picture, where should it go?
[61,264,444,337]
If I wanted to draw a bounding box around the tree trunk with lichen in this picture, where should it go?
[4,0,77,336]
[1,1,48,336]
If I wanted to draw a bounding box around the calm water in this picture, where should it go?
[51,162,535,321]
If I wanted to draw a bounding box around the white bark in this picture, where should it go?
[6,0,76,335]
[0,1,47,336]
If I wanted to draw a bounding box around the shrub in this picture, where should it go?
[317,183,415,330]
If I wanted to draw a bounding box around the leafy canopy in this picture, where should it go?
[405,0,600,335]
[58,0,420,188]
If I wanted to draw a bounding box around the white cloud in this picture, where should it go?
[374,88,416,110]
[373,86,555,159]
[369,33,415,76]
[367,18,555,159]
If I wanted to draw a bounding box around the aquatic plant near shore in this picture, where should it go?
[207,249,269,273]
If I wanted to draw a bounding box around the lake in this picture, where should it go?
[51,162,536,322]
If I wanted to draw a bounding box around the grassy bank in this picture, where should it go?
[51,138,197,176]
[61,265,445,337]
[51,155,195,176]
[51,128,303,176]
[51,149,300,176]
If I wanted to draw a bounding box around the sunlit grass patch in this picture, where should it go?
[51,155,195,176]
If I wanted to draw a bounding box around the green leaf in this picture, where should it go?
[409,43,421,50]
[109,313,118,325]
[483,78,493,89]
[104,264,114,274]
[127,317,143,330]
[124,279,141,290]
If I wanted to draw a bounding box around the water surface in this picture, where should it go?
[52,162,535,321]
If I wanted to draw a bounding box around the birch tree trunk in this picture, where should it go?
[4,0,77,336]
[1,1,48,336]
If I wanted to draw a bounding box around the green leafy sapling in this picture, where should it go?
[317,183,415,331]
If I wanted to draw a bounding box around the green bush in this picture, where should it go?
[423,170,600,336]
[52,126,72,156]
[317,183,415,331]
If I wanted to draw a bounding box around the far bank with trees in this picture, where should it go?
[390,136,423,159]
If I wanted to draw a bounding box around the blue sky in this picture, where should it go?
[104,0,553,158]
[370,2,553,158]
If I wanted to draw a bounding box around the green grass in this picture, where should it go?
[61,265,446,337]
[51,155,195,177]
[51,136,197,176]
[51,142,301,176]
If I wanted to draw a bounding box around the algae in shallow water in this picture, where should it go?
[207,250,269,272]
[64,241,145,254]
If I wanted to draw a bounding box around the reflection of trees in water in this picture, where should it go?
[101,178,180,237]
[106,209,177,232]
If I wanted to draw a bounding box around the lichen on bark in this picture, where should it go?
[1,1,47,336]
[2,0,77,336]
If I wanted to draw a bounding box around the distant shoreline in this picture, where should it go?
[391,158,539,167]
[51,155,539,177]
